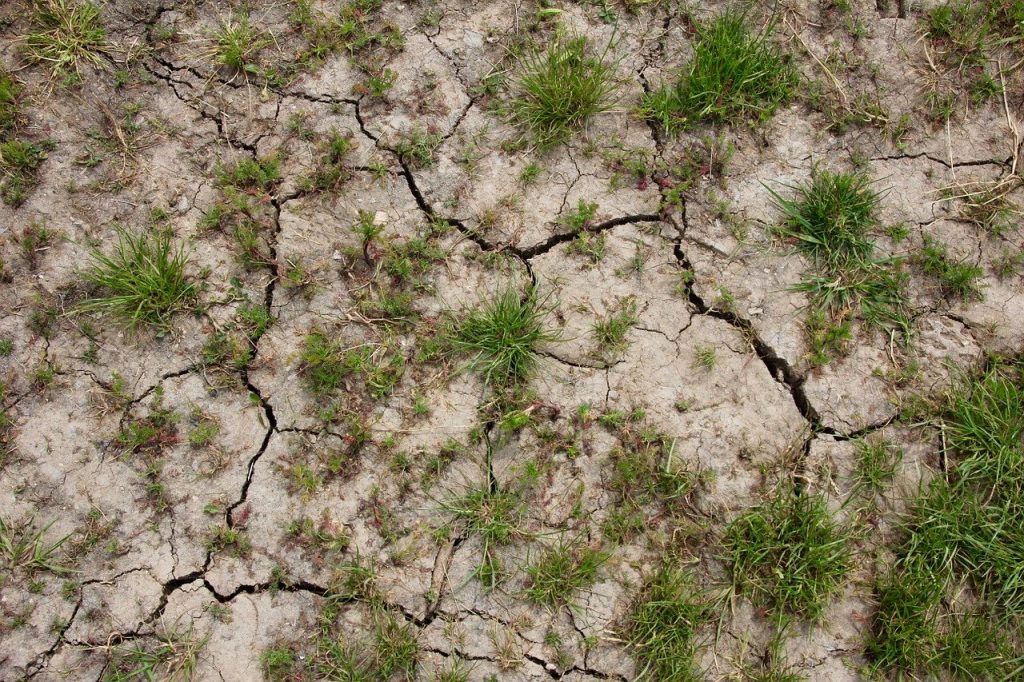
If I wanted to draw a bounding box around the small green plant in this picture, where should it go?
[218,154,281,191]
[723,485,852,623]
[560,199,598,232]
[450,285,558,388]
[213,14,271,73]
[509,29,620,149]
[525,537,610,607]
[627,567,714,681]
[305,129,354,191]
[916,235,984,300]
[102,626,207,682]
[691,345,716,371]
[644,10,796,133]
[393,126,442,169]
[79,227,197,330]
[592,297,638,361]
[23,0,110,84]
[0,516,71,574]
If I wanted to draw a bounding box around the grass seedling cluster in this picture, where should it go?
[768,169,909,364]
[644,10,796,134]
[723,484,852,624]
[80,227,197,331]
[509,29,620,149]
[868,357,1024,678]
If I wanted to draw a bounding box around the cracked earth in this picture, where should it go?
[1,0,1022,680]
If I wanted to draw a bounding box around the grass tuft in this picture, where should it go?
[80,227,197,331]
[23,0,109,84]
[867,357,1024,678]
[509,29,620,149]
[450,285,558,388]
[768,168,909,364]
[525,537,610,607]
[723,484,852,623]
[627,567,713,681]
[644,10,796,133]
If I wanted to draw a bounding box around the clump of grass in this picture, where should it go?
[525,537,610,607]
[592,296,638,362]
[23,0,110,84]
[627,566,714,681]
[509,29,620,149]
[771,169,880,271]
[723,484,852,623]
[0,516,71,574]
[852,437,902,495]
[868,358,1024,678]
[217,154,281,192]
[213,14,271,73]
[300,331,403,400]
[768,169,909,363]
[79,227,197,331]
[450,285,558,388]
[644,10,796,134]
[440,482,528,589]
[0,71,20,133]
[916,235,984,300]
[103,627,207,682]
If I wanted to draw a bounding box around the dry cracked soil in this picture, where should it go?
[0,0,1022,680]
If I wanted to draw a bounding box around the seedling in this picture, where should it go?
[79,227,197,331]
[916,235,984,300]
[592,296,638,361]
[644,10,796,133]
[0,516,71,574]
[723,484,852,623]
[450,285,558,388]
[509,29,620,149]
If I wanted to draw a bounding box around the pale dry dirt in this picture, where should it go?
[0,0,1022,680]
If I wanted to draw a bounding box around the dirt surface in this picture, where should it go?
[0,0,1022,680]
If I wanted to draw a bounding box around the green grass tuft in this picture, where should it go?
[768,168,909,363]
[627,567,713,681]
[23,0,109,84]
[525,537,610,607]
[723,484,852,623]
[644,10,796,133]
[509,29,620,149]
[80,227,197,331]
[450,285,558,388]
[867,357,1024,678]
